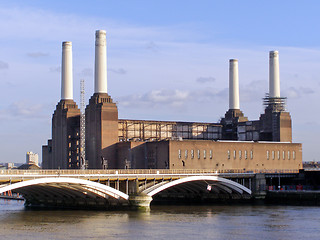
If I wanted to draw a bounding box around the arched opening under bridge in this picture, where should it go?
[142,176,252,205]
[0,177,129,208]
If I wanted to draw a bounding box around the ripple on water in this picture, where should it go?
[1,200,320,240]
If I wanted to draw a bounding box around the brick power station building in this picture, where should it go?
[42,30,302,172]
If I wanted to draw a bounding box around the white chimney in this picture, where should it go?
[229,59,240,110]
[61,41,73,100]
[269,50,280,98]
[94,30,107,94]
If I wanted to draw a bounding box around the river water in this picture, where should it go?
[0,199,319,240]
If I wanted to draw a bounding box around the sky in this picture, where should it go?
[0,0,319,164]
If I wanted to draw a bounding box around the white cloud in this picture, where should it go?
[0,101,49,120]
[196,77,215,83]
[118,86,230,111]
[0,60,9,69]
[282,87,314,99]
[108,68,127,74]
[27,52,49,58]
[80,68,93,76]
[119,89,190,108]
[145,41,159,52]
[240,80,267,102]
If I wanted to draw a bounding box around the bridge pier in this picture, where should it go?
[252,173,267,199]
[128,194,153,211]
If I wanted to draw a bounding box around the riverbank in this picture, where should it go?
[265,190,320,205]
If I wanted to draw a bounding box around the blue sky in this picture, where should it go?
[0,1,319,163]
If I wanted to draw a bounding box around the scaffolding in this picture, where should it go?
[80,79,86,169]
[263,93,287,112]
[118,119,222,142]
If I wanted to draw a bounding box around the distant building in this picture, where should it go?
[5,163,15,169]
[42,140,52,169]
[42,30,302,172]
[303,161,320,169]
[26,152,39,166]
[18,163,41,170]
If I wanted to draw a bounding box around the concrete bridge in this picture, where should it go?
[0,169,281,209]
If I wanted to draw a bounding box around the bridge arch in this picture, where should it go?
[143,175,252,197]
[0,177,129,206]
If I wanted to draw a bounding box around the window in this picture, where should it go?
[203,150,206,159]
[251,151,253,159]
[272,151,275,160]
[239,150,242,160]
[267,150,269,160]
[227,150,230,159]
[288,151,290,160]
[197,150,200,159]
[178,149,181,159]
[283,151,285,160]
[69,142,71,148]
[76,140,79,145]
[233,150,236,159]
[277,151,280,160]
[245,150,247,160]
[191,150,194,159]
[185,150,188,159]
[209,150,213,159]
[293,151,296,160]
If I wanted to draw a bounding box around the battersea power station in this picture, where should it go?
[42,30,302,172]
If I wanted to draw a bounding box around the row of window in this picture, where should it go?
[68,148,80,156]
[68,162,79,168]
[178,149,213,160]
[68,141,80,148]
[227,150,253,160]
[266,150,296,160]
[68,132,79,138]
[178,149,297,161]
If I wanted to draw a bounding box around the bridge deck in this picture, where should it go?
[0,169,258,184]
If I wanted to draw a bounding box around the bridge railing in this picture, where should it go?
[0,169,300,176]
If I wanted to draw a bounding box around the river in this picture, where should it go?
[0,199,319,240]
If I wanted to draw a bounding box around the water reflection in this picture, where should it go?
[0,199,320,240]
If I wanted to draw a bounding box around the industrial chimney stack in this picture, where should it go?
[229,59,240,110]
[269,50,280,98]
[220,59,247,140]
[86,30,119,169]
[94,30,108,94]
[61,41,73,100]
[47,41,80,169]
